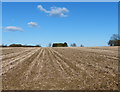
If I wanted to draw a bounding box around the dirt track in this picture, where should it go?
[1,47,119,90]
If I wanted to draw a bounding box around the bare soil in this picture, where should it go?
[0,47,119,90]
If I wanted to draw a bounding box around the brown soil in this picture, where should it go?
[1,47,119,90]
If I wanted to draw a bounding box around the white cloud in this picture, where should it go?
[37,5,69,17]
[28,22,38,27]
[37,5,49,13]
[4,26,23,32]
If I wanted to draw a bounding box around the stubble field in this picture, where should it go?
[0,46,119,90]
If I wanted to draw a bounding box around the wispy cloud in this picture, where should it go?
[4,26,23,32]
[28,22,38,27]
[37,5,69,17]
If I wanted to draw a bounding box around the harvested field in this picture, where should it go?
[0,47,119,90]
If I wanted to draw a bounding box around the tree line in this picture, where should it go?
[0,44,41,47]
[48,42,84,47]
[0,43,84,47]
[1,34,119,47]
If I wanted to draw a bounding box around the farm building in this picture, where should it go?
[52,42,68,47]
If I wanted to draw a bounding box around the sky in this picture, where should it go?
[2,2,118,47]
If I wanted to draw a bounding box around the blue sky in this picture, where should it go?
[2,2,118,47]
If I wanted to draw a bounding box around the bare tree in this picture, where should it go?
[70,43,77,47]
[35,44,41,47]
[48,43,52,47]
[108,34,120,46]
[110,34,120,40]
[80,44,84,47]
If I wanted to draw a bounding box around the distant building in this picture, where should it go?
[52,42,68,47]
